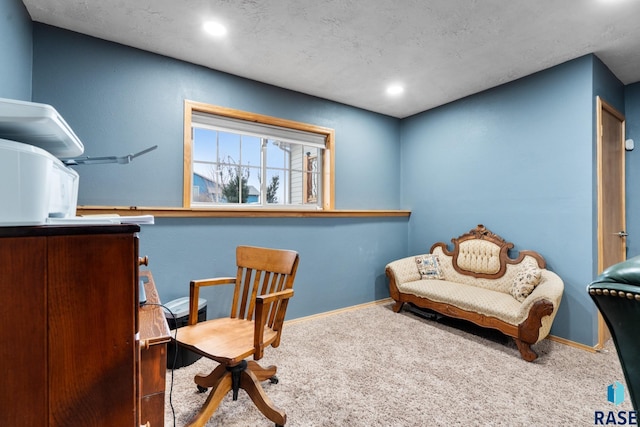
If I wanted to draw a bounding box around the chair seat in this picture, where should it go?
[178,318,278,365]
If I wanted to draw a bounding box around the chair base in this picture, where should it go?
[185,361,286,427]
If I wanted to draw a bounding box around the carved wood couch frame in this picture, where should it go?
[385,225,564,361]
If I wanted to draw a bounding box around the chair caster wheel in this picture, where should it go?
[269,375,279,384]
[196,385,208,393]
[276,424,284,427]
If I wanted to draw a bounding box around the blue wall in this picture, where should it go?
[31,24,406,320]
[139,217,405,319]
[400,56,598,345]
[593,57,625,113]
[0,0,32,100]
[625,83,640,258]
[32,25,401,210]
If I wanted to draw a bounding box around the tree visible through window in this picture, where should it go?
[184,101,334,210]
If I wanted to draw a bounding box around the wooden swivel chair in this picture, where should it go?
[176,245,299,427]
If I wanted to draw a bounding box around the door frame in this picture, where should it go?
[596,96,626,348]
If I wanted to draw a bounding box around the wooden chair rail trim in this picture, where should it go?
[76,205,411,218]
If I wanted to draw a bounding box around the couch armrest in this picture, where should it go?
[386,255,423,286]
[517,269,564,341]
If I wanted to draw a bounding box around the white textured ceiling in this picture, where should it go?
[21,0,640,118]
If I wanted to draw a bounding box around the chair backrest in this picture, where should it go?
[588,255,640,411]
[231,246,299,337]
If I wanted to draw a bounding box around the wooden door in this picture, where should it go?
[596,96,626,347]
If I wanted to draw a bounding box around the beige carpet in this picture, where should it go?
[164,302,634,426]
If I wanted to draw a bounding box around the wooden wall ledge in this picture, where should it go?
[76,206,411,219]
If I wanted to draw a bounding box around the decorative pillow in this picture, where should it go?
[510,260,542,302]
[415,254,444,280]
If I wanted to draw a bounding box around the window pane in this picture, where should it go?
[289,169,304,205]
[218,131,240,167]
[240,136,261,204]
[193,128,216,162]
[219,165,247,203]
[217,135,258,204]
[192,128,216,186]
[287,145,320,207]
[265,169,286,205]
[240,135,261,169]
[192,128,218,203]
[246,165,261,204]
[266,139,287,169]
[304,150,320,205]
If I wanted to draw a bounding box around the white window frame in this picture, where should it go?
[183,100,335,210]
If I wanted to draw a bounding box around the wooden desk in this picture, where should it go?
[139,270,171,427]
[0,225,141,427]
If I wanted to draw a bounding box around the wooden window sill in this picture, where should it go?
[76,206,411,218]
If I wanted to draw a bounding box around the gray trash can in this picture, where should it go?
[163,297,207,369]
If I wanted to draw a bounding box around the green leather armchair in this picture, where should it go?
[588,255,640,411]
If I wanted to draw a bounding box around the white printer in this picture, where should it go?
[0,97,82,226]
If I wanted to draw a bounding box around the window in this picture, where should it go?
[184,101,334,210]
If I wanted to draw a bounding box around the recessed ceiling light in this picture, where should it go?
[203,21,227,37]
[386,84,404,96]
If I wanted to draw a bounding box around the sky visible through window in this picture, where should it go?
[193,127,289,203]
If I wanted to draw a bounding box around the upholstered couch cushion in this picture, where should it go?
[398,279,522,324]
[456,239,502,274]
[433,246,538,294]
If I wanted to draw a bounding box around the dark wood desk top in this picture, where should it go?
[139,270,171,346]
[0,224,140,238]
